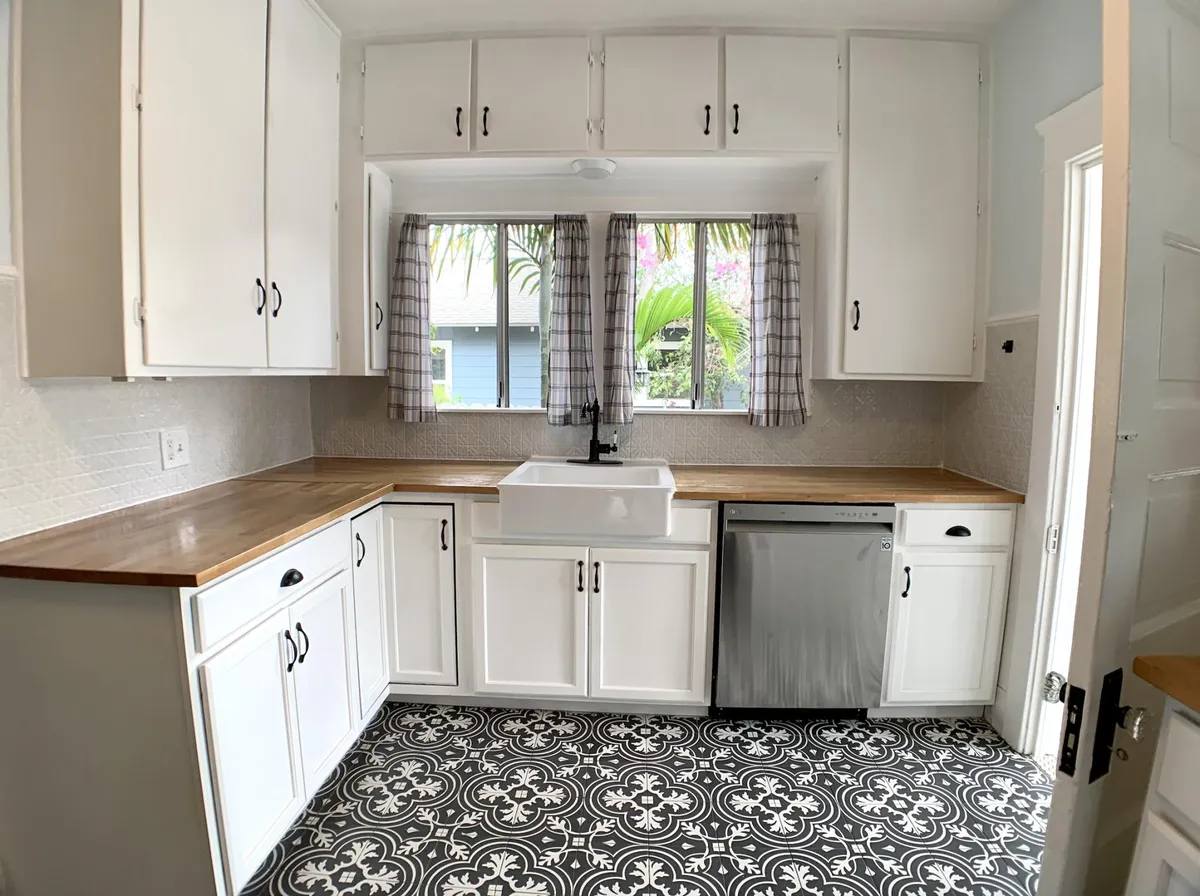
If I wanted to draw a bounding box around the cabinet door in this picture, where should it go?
[364,41,471,155]
[476,37,591,152]
[844,37,980,377]
[1126,812,1200,896]
[885,551,1009,705]
[382,505,457,685]
[725,36,839,153]
[603,36,719,151]
[351,508,388,719]
[590,548,710,703]
[265,0,339,370]
[290,572,357,793]
[472,544,589,697]
[366,167,393,373]
[140,0,268,368]
[200,609,303,895]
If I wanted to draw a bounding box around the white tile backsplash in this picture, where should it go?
[0,278,313,541]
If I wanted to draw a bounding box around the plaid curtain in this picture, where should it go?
[387,214,437,422]
[547,215,597,426]
[748,213,807,427]
[602,214,637,424]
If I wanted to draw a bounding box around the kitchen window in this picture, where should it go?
[428,221,554,408]
[636,220,752,410]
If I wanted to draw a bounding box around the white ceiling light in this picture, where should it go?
[571,158,617,180]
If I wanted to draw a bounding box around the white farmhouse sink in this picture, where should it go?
[498,458,676,538]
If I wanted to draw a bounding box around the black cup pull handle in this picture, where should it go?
[440,519,449,551]
[255,278,267,315]
[703,104,711,135]
[271,281,283,317]
[945,525,972,538]
[295,623,310,663]
[375,302,384,330]
[901,566,912,598]
[355,533,366,567]
[852,300,861,331]
[281,568,304,588]
[593,562,600,594]
[455,106,463,137]
[284,630,298,672]
[577,560,584,593]
[732,103,740,135]
[482,106,490,137]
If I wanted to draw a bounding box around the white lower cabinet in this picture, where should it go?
[382,505,458,685]
[884,551,1009,705]
[351,508,389,718]
[1128,813,1200,895]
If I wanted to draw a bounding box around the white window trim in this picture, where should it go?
[430,339,453,390]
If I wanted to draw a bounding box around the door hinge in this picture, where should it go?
[1045,524,1060,554]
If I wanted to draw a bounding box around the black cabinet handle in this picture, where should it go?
[852,300,861,331]
[280,568,304,588]
[945,525,972,538]
[440,519,449,551]
[295,623,310,663]
[482,106,490,136]
[703,104,711,135]
[455,106,463,137]
[593,561,600,594]
[577,560,584,593]
[284,630,298,672]
[355,533,366,567]
[375,302,384,330]
[256,278,267,315]
[732,103,740,135]
[271,281,283,317]
[901,566,912,598]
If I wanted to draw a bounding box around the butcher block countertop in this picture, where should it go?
[1134,655,1200,716]
[0,458,1021,588]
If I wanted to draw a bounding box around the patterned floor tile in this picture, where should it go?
[242,704,1050,896]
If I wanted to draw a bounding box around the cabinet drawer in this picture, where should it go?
[472,502,712,545]
[1158,710,1200,824]
[901,509,1014,547]
[195,520,350,652]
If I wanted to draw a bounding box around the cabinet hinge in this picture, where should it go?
[599,118,605,133]
[334,200,339,213]
[1046,524,1060,555]
[361,60,366,76]
[588,50,604,66]
[586,119,593,134]
[133,87,143,112]
[979,68,984,85]
[972,334,978,349]
[335,71,340,83]
[837,52,842,70]
[359,125,364,140]
[977,201,982,217]
[134,298,147,325]
[837,120,842,137]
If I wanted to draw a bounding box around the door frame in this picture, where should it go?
[990,88,1103,752]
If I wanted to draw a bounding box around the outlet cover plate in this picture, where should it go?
[160,428,190,470]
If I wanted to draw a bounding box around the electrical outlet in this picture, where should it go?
[160,428,190,470]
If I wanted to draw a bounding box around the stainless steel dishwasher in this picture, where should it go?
[714,504,895,715]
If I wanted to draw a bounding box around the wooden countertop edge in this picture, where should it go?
[1133,654,1200,716]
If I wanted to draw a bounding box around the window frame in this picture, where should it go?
[429,339,452,392]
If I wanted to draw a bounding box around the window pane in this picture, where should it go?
[702,222,752,410]
[635,222,696,409]
[506,223,554,409]
[428,223,498,408]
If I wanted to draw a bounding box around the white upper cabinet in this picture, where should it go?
[265,0,340,370]
[603,36,720,151]
[476,37,591,152]
[364,41,472,156]
[140,0,270,368]
[725,36,840,153]
[843,37,981,378]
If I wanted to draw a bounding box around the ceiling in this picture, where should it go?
[320,0,1018,40]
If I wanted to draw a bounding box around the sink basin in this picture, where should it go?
[498,458,676,538]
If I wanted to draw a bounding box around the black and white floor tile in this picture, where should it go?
[242,704,1051,896]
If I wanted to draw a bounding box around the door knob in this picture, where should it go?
[1043,671,1068,704]
[1118,705,1149,742]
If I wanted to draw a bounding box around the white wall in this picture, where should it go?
[988,0,1101,318]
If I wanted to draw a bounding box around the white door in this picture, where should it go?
[472,544,589,697]
[1126,813,1200,895]
[351,508,388,719]
[366,167,393,373]
[843,37,980,378]
[140,0,268,368]
[589,548,710,703]
[476,37,590,152]
[1041,1,1200,892]
[603,36,719,151]
[382,505,457,685]
[884,551,1009,705]
[265,0,339,370]
[200,609,304,895]
[290,572,357,793]
[725,36,839,153]
[363,41,471,155]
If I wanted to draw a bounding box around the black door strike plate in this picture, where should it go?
[1059,684,1086,777]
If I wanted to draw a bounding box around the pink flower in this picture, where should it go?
[636,232,650,251]
[714,261,743,277]
[639,254,658,269]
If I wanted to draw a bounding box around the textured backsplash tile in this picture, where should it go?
[0,279,314,541]
[312,377,947,466]
[943,318,1039,494]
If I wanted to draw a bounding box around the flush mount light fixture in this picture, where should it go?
[571,158,617,180]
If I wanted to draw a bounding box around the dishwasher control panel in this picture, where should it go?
[724,503,897,525]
